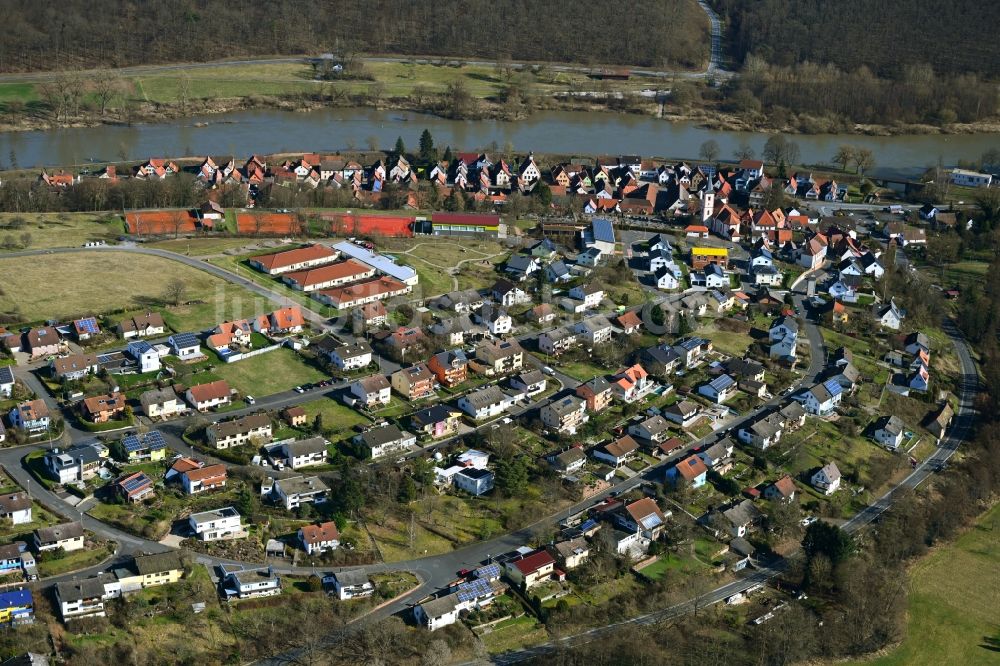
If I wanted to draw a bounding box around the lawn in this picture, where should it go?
[208,347,327,397]
[694,323,751,358]
[146,238,264,256]
[554,357,611,382]
[298,396,372,433]
[0,252,270,328]
[856,503,1000,666]
[0,212,123,250]
[0,501,62,542]
[37,542,115,577]
[481,615,550,654]
[636,551,708,580]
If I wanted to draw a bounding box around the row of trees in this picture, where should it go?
[723,58,1000,127]
[0,0,708,73]
[712,0,1000,79]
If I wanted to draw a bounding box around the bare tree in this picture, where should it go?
[699,139,720,162]
[91,69,123,117]
[833,145,857,172]
[170,210,187,239]
[854,148,876,175]
[163,278,187,305]
[734,139,756,161]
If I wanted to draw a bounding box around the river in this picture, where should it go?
[2,108,998,178]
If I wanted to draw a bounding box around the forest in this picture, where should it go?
[710,0,1000,79]
[0,0,708,73]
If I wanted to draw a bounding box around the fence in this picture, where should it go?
[222,343,282,364]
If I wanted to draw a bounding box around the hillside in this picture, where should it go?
[711,0,1000,78]
[0,0,708,73]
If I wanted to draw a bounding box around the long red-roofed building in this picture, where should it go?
[248,244,339,275]
[315,276,410,309]
[281,259,376,292]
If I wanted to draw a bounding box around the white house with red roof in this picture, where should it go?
[504,549,556,589]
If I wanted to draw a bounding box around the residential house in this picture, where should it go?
[140,387,184,420]
[327,341,373,371]
[219,565,281,600]
[874,300,904,330]
[72,316,101,341]
[503,255,541,282]
[538,327,577,356]
[206,413,272,449]
[640,345,681,377]
[667,455,708,488]
[611,310,643,336]
[577,247,604,267]
[476,306,513,336]
[391,364,436,400]
[55,578,113,622]
[0,493,31,526]
[629,414,673,443]
[545,260,573,283]
[737,415,783,450]
[492,279,530,307]
[43,443,102,484]
[117,313,166,339]
[114,552,185,593]
[874,415,905,450]
[355,423,417,459]
[8,401,50,433]
[540,395,589,435]
[568,283,605,310]
[50,353,99,381]
[409,405,463,439]
[763,475,797,502]
[549,537,590,570]
[168,332,202,360]
[475,338,524,375]
[510,370,546,397]
[34,522,85,553]
[25,327,62,358]
[547,447,587,474]
[329,570,375,600]
[0,367,13,398]
[811,461,842,495]
[269,475,330,510]
[81,392,126,423]
[698,438,735,472]
[699,374,736,404]
[457,385,515,420]
[505,550,556,589]
[181,464,228,495]
[661,401,702,428]
[114,472,155,503]
[720,500,764,538]
[257,307,306,336]
[672,337,712,368]
[0,589,34,627]
[127,341,160,373]
[189,507,245,541]
[279,437,329,469]
[611,364,653,403]
[298,521,340,555]
[454,468,495,496]
[654,266,680,290]
[350,374,392,408]
[185,380,231,411]
[120,431,168,463]
[613,498,668,539]
[573,315,614,346]
[801,380,843,416]
[592,435,639,467]
[281,406,307,427]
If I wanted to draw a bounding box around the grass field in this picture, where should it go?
[37,542,114,577]
[0,212,122,250]
[203,348,327,397]
[146,238,263,255]
[298,397,372,433]
[0,252,271,327]
[856,503,1000,666]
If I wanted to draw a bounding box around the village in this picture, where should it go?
[0,142,974,658]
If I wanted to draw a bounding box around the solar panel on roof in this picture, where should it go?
[823,379,843,396]
[579,519,598,532]
[121,474,151,493]
[640,514,663,530]
[122,434,141,452]
[475,563,501,580]
[76,318,99,333]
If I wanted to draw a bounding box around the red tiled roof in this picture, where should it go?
[284,259,373,288]
[513,549,555,576]
[676,454,708,481]
[252,244,337,272]
[300,521,340,544]
[187,380,230,403]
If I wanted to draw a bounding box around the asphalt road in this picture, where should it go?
[456,317,979,665]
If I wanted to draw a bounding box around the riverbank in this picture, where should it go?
[4,90,1000,139]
